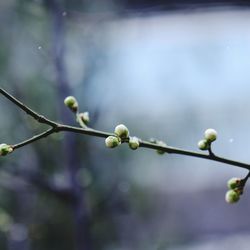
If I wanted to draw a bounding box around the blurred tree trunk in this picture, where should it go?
[7,191,31,250]
[45,1,92,249]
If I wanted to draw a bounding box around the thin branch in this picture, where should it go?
[1,88,250,171]
[0,88,57,127]
[241,171,250,186]
[139,141,250,170]
[12,127,57,150]
[58,124,114,138]
[208,145,215,157]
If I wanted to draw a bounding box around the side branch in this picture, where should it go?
[12,128,57,150]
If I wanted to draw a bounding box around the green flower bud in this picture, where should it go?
[149,138,157,144]
[234,187,243,195]
[225,190,240,204]
[114,124,129,139]
[156,140,167,155]
[204,128,217,142]
[227,177,241,190]
[129,137,140,150]
[0,144,13,156]
[78,112,90,124]
[198,139,209,150]
[105,136,121,148]
[64,96,78,112]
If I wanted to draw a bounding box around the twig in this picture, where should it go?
[241,171,250,187]
[1,87,250,171]
[12,128,57,149]
[0,88,57,127]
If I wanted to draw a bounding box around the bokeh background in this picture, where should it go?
[1,0,250,249]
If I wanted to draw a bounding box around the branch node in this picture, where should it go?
[37,115,46,122]
[208,147,215,157]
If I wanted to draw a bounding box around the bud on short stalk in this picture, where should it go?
[129,137,140,150]
[64,96,78,112]
[0,144,13,156]
[198,139,209,150]
[227,177,241,190]
[114,124,129,139]
[204,128,217,142]
[225,190,240,204]
[105,136,121,148]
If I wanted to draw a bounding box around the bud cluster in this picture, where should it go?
[105,124,140,150]
[225,177,242,204]
[105,124,130,149]
[64,96,91,128]
[198,128,217,151]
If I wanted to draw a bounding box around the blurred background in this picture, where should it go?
[1,0,250,249]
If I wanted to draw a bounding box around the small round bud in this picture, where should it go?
[64,96,78,112]
[129,137,140,150]
[105,136,121,148]
[204,128,217,142]
[227,177,241,190]
[78,112,90,124]
[149,138,157,144]
[114,124,129,139]
[234,187,243,195]
[0,144,13,156]
[198,139,209,150]
[156,141,167,155]
[225,190,240,204]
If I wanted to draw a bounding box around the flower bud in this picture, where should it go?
[156,141,167,155]
[225,190,240,204]
[227,177,241,190]
[149,138,157,144]
[129,137,140,150]
[0,144,13,156]
[234,187,243,195]
[64,96,78,112]
[114,124,129,139]
[78,112,90,124]
[204,128,217,142]
[105,136,120,148]
[198,139,209,150]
